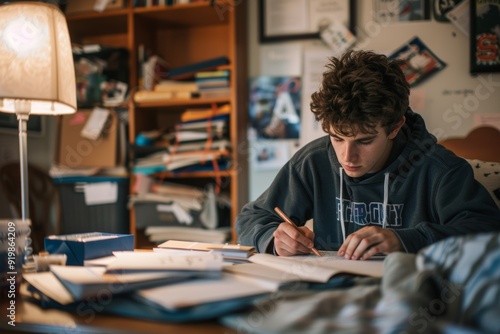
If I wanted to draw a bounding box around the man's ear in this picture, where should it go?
[388,116,406,140]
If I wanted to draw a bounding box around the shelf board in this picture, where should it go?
[66,10,129,38]
[135,97,231,108]
[133,2,229,27]
[66,8,130,21]
[152,169,235,178]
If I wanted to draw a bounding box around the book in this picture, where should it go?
[246,251,384,283]
[154,80,198,92]
[166,56,229,80]
[171,139,231,154]
[151,181,205,198]
[146,227,230,244]
[180,104,231,123]
[198,87,231,99]
[157,240,255,259]
[49,265,191,301]
[134,90,199,102]
[133,149,230,172]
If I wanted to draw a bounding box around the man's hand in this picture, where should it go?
[338,226,403,260]
[273,222,315,256]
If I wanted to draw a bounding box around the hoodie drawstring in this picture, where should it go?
[382,172,390,229]
[339,167,346,242]
[338,169,391,242]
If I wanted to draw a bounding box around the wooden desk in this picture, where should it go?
[0,297,236,334]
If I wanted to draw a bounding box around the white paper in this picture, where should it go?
[260,43,303,76]
[446,0,470,37]
[300,47,333,147]
[81,107,110,141]
[309,0,351,31]
[264,0,309,36]
[135,273,274,310]
[83,182,118,205]
[106,251,224,272]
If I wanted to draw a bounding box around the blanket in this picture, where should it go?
[221,232,500,334]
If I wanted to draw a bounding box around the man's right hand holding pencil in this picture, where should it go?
[272,222,317,256]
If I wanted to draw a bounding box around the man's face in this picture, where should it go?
[329,122,400,178]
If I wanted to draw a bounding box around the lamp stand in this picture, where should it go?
[16,104,34,269]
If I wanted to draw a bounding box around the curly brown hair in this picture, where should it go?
[310,50,409,137]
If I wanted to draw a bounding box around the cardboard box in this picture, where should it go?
[44,233,134,266]
[55,109,123,168]
[65,0,125,15]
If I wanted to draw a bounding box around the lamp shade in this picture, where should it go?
[0,2,76,115]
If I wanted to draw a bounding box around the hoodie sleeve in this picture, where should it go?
[392,161,500,253]
[236,160,314,253]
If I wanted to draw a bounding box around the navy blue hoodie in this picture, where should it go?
[236,110,500,253]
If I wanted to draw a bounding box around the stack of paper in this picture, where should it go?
[23,251,226,304]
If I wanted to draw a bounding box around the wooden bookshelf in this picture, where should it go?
[65,1,248,247]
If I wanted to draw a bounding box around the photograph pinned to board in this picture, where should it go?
[319,21,357,57]
[250,141,290,171]
[388,36,447,87]
[373,0,431,23]
[470,0,500,74]
[249,77,301,140]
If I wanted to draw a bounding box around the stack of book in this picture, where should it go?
[130,175,231,244]
[134,80,200,102]
[195,70,231,98]
[132,104,231,174]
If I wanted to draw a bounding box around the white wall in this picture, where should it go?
[247,1,500,201]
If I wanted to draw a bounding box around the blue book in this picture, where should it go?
[167,56,229,80]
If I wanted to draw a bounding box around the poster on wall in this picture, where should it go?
[470,0,500,74]
[248,76,302,140]
[389,36,447,87]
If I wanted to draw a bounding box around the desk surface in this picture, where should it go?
[0,297,236,334]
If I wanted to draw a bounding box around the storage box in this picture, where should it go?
[52,176,130,235]
[45,233,134,266]
[54,109,125,168]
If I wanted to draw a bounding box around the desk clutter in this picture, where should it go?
[22,233,385,323]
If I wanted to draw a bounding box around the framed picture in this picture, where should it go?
[470,1,500,74]
[259,0,355,43]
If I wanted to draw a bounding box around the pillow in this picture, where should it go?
[466,159,500,208]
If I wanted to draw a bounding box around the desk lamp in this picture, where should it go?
[0,2,76,268]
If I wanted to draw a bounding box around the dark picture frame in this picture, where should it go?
[259,0,355,43]
[470,1,500,74]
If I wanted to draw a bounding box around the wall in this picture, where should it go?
[247,0,500,201]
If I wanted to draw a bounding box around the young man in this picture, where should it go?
[236,50,500,260]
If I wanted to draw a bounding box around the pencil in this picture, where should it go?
[274,207,321,257]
